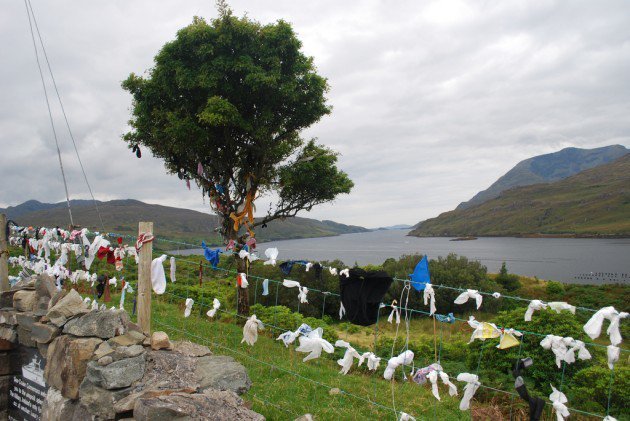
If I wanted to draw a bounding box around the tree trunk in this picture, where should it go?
[227,226,250,317]
[236,256,250,316]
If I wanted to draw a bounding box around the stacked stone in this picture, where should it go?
[0,274,264,420]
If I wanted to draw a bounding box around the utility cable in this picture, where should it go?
[26,0,105,232]
[24,0,74,226]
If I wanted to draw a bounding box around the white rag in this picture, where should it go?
[329,267,338,276]
[525,300,548,321]
[399,412,416,421]
[423,283,436,315]
[388,301,401,324]
[427,367,458,401]
[283,279,308,303]
[359,352,381,371]
[583,306,628,345]
[456,373,480,410]
[238,273,249,288]
[150,255,168,294]
[607,345,620,370]
[339,268,350,278]
[339,302,346,320]
[241,315,264,346]
[383,350,414,380]
[263,248,278,265]
[540,335,588,368]
[549,384,570,421]
[184,298,194,318]
[262,279,269,296]
[492,292,501,299]
[454,289,482,310]
[305,262,313,272]
[295,327,334,362]
[548,301,576,314]
[206,298,221,318]
[335,340,363,375]
[170,256,176,283]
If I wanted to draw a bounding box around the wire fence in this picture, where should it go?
[5,225,627,420]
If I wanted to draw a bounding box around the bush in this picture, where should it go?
[496,262,522,292]
[572,365,629,418]
[546,281,565,298]
[466,308,598,393]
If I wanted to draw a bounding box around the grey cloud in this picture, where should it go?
[1,0,629,228]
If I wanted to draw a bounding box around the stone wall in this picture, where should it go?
[0,274,264,420]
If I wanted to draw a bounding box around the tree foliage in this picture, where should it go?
[122,7,353,240]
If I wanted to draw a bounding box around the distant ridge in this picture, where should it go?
[456,145,628,210]
[409,154,630,237]
[0,199,368,244]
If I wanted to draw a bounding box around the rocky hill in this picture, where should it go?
[410,154,630,237]
[0,199,368,244]
[456,144,628,210]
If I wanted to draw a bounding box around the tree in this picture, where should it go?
[122,5,353,314]
[495,262,521,292]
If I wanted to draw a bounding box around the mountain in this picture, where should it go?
[372,224,414,231]
[409,154,630,237]
[0,199,368,245]
[456,145,628,210]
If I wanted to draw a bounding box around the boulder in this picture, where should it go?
[0,308,17,326]
[0,374,10,409]
[63,309,129,339]
[85,354,146,389]
[45,335,102,399]
[113,344,145,360]
[17,326,37,347]
[150,331,172,350]
[78,379,132,420]
[0,290,17,308]
[114,387,196,414]
[0,339,14,351]
[35,273,57,299]
[133,389,265,421]
[98,356,113,366]
[173,340,212,357]
[31,322,61,344]
[46,289,88,327]
[195,355,252,395]
[109,330,146,347]
[34,296,51,316]
[0,326,17,343]
[141,350,199,390]
[13,290,37,312]
[37,342,49,358]
[41,387,79,421]
[93,341,115,360]
[70,403,97,421]
[16,312,40,331]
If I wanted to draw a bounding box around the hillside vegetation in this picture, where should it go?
[456,144,628,210]
[0,199,367,244]
[411,154,630,237]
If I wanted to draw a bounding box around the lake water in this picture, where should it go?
[176,230,630,284]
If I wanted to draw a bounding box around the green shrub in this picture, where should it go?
[546,281,565,298]
[572,365,629,418]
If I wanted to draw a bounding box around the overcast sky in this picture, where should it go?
[1,0,629,228]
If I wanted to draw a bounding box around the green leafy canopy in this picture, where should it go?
[122,7,352,239]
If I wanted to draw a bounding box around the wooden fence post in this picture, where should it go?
[0,214,9,292]
[137,221,153,335]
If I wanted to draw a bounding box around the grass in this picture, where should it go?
[8,245,621,420]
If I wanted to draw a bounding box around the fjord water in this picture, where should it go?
[180,230,630,284]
